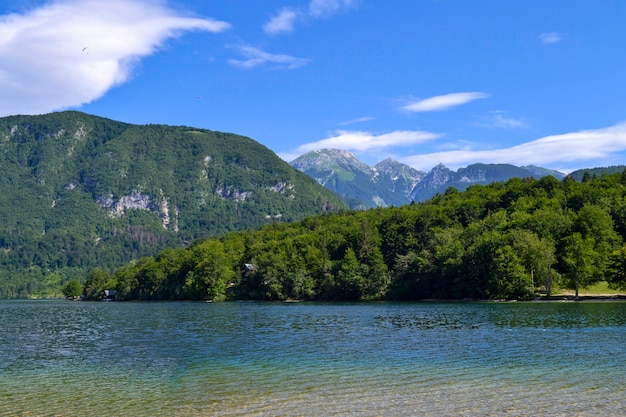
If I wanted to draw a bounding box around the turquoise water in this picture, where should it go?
[1,300,625,416]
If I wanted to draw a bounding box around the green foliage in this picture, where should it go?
[83,267,111,300]
[61,279,83,299]
[606,245,626,290]
[561,233,599,297]
[184,240,233,301]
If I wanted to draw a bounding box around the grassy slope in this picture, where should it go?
[553,281,625,296]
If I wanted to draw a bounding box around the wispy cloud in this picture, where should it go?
[539,32,562,44]
[400,123,626,172]
[263,0,358,35]
[402,92,489,113]
[279,129,440,161]
[339,116,374,126]
[263,8,299,35]
[477,111,527,129]
[228,45,310,70]
[0,0,230,116]
[309,0,358,18]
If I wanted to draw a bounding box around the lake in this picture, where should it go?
[1,300,625,416]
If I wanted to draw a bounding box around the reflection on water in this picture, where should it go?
[1,300,625,416]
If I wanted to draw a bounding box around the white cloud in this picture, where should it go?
[263,0,357,35]
[309,0,358,18]
[477,111,527,129]
[0,0,230,116]
[263,8,300,35]
[399,123,626,172]
[339,116,374,126]
[402,92,489,113]
[228,45,310,70]
[280,129,440,161]
[539,32,562,44]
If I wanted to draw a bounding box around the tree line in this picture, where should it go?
[72,171,626,301]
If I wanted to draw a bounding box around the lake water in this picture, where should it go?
[1,300,625,416]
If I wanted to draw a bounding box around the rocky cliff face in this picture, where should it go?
[96,190,178,231]
[373,158,425,196]
[408,163,454,202]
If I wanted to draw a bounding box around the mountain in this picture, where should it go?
[290,149,425,209]
[566,165,626,182]
[521,165,567,179]
[290,149,566,207]
[0,111,345,297]
[410,163,550,201]
[373,158,426,200]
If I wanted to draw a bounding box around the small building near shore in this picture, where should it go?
[103,289,117,301]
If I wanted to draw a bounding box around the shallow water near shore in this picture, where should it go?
[1,300,625,416]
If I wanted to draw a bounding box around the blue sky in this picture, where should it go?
[1,0,625,173]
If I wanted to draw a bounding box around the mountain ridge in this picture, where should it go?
[290,149,566,208]
[0,111,345,297]
[290,149,426,209]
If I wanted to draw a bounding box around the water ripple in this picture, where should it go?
[1,300,625,416]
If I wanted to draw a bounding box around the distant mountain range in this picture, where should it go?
[290,149,567,209]
[565,165,626,182]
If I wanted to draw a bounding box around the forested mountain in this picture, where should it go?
[82,171,626,302]
[567,165,626,182]
[0,111,345,297]
[290,149,565,208]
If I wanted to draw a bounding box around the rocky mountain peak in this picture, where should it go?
[290,149,566,208]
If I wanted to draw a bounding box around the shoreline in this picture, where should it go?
[536,294,626,301]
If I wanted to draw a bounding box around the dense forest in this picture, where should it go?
[0,111,345,297]
[74,171,626,302]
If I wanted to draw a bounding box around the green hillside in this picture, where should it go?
[0,111,345,297]
[567,165,626,182]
